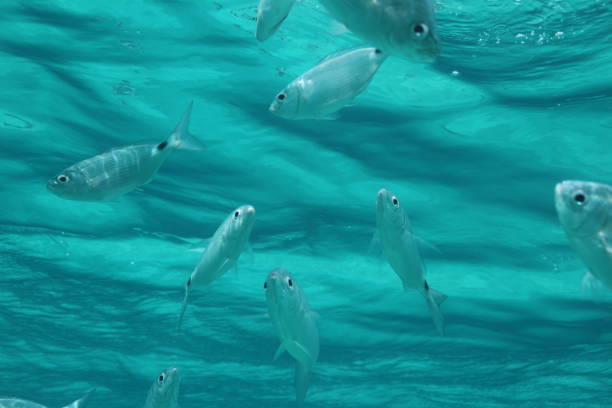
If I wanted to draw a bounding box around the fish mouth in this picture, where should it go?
[46,179,57,191]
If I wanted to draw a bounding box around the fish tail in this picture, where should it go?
[61,389,96,408]
[168,101,205,150]
[294,361,312,408]
[176,279,192,330]
[422,280,447,336]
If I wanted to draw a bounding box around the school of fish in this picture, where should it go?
[5,0,608,407]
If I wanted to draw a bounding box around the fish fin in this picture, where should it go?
[167,101,205,150]
[289,340,315,367]
[176,277,192,330]
[321,112,341,121]
[256,13,289,42]
[187,237,211,253]
[294,362,311,408]
[414,234,442,256]
[581,270,602,291]
[423,281,446,336]
[307,310,320,320]
[329,19,349,36]
[61,389,96,408]
[368,229,383,257]
[273,342,287,361]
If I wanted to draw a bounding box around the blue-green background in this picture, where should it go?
[1,0,611,406]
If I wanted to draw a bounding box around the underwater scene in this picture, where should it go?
[1,0,611,407]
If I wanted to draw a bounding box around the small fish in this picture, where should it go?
[177,205,256,328]
[555,180,612,290]
[256,0,296,41]
[376,188,447,335]
[318,0,440,62]
[269,47,387,120]
[47,102,201,201]
[144,367,180,408]
[265,268,319,408]
[0,389,94,408]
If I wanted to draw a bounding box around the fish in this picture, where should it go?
[177,205,256,328]
[269,47,387,120]
[0,389,94,408]
[554,180,612,290]
[144,367,180,408]
[47,102,201,201]
[318,0,440,62]
[256,0,296,41]
[376,188,447,335]
[265,268,319,408]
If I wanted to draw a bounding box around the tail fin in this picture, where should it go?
[176,278,192,330]
[62,389,95,408]
[168,101,205,150]
[423,281,447,336]
[294,362,312,408]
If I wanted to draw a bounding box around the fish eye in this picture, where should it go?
[412,23,429,38]
[158,373,165,384]
[57,174,69,183]
[574,192,587,205]
[392,197,399,207]
[234,210,240,219]
[287,278,293,288]
[277,93,286,101]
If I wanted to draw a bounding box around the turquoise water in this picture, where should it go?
[1,0,611,407]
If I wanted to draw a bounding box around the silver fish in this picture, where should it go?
[0,389,94,408]
[265,268,319,408]
[144,367,180,408]
[269,47,387,119]
[47,102,201,201]
[555,180,612,290]
[256,0,296,41]
[177,205,256,328]
[318,0,440,62]
[376,188,447,335]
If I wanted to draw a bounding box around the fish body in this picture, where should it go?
[144,367,180,408]
[177,205,256,328]
[269,47,386,119]
[555,180,612,289]
[0,390,94,408]
[376,188,446,335]
[318,0,440,61]
[256,0,296,41]
[265,268,319,408]
[48,102,198,201]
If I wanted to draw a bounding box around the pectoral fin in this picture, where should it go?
[287,340,315,367]
[273,342,287,361]
[61,389,96,408]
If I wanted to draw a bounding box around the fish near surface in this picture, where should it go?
[256,0,296,41]
[555,180,612,290]
[269,47,387,120]
[376,188,447,335]
[144,367,180,408]
[318,0,440,62]
[265,268,319,408]
[47,102,201,201]
[177,205,256,328]
[0,390,94,408]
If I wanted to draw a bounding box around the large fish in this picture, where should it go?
[47,102,201,201]
[269,47,387,119]
[318,0,440,62]
[265,268,319,408]
[376,188,447,335]
[256,0,296,41]
[0,389,94,408]
[555,180,612,290]
[144,367,180,408]
[177,205,256,328]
